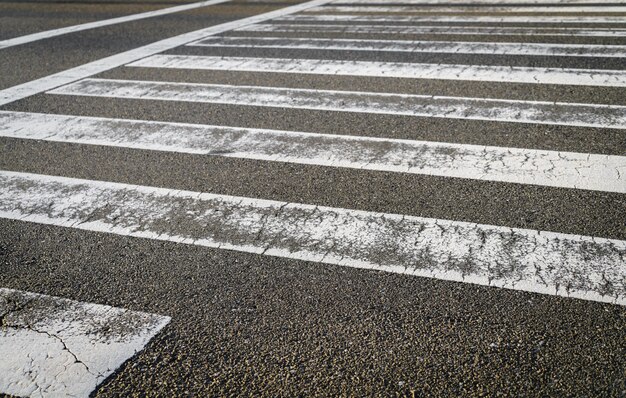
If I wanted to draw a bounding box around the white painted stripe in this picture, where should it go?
[311,5,626,12]
[239,23,626,37]
[2,111,624,193]
[190,36,626,58]
[278,14,626,23]
[48,78,626,130]
[127,54,626,87]
[0,288,169,398]
[337,0,626,4]
[0,0,334,107]
[0,171,624,305]
[0,0,231,51]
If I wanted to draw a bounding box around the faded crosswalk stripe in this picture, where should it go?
[0,288,169,398]
[309,5,626,13]
[128,55,626,87]
[338,0,626,4]
[190,36,626,58]
[0,171,624,305]
[48,78,626,130]
[277,14,626,23]
[237,23,626,38]
[1,111,624,193]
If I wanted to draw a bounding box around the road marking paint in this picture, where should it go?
[310,5,626,13]
[336,0,626,4]
[48,78,626,130]
[238,23,626,37]
[2,111,624,193]
[236,23,626,37]
[0,0,231,51]
[0,171,624,305]
[0,288,169,398]
[277,14,626,23]
[127,54,626,87]
[0,0,335,107]
[190,36,626,58]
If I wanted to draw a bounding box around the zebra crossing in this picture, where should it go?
[1,0,625,395]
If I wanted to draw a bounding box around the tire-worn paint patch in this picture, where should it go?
[0,288,170,398]
[127,54,626,87]
[309,5,626,13]
[189,36,626,58]
[48,78,626,130]
[1,111,624,193]
[0,171,624,305]
[277,14,626,23]
[236,23,626,38]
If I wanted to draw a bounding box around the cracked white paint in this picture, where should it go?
[237,23,626,38]
[277,14,626,23]
[1,111,624,193]
[0,0,230,50]
[127,55,626,87]
[309,5,626,12]
[48,78,626,130]
[0,288,169,398]
[189,36,626,58]
[0,171,624,305]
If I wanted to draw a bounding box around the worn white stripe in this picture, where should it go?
[127,54,626,87]
[48,78,626,130]
[0,0,334,107]
[0,0,231,51]
[0,288,169,398]
[2,111,624,193]
[337,0,626,4]
[278,14,626,23]
[311,5,626,12]
[190,36,626,58]
[239,23,626,37]
[0,171,624,305]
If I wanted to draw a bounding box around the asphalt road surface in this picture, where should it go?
[0,0,625,396]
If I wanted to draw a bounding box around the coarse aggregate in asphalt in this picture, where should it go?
[0,0,625,396]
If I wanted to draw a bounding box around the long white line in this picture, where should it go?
[277,14,626,23]
[0,288,169,398]
[1,171,624,305]
[310,5,626,12]
[0,0,231,51]
[48,78,626,130]
[2,111,624,193]
[0,0,334,107]
[190,36,626,57]
[238,23,626,37]
[127,54,626,87]
[335,0,626,4]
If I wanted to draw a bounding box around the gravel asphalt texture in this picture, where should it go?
[0,0,625,396]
